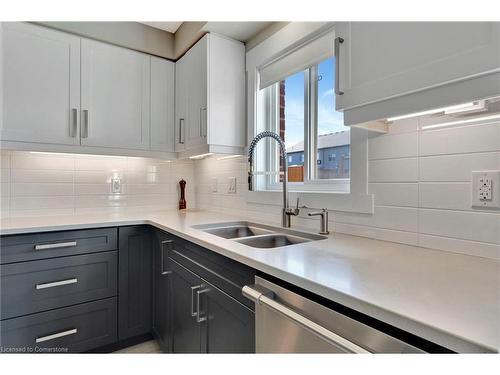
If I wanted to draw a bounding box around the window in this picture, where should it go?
[258,54,350,190]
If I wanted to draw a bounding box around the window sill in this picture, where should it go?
[246,190,374,214]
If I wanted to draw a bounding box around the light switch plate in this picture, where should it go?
[211,177,218,192]
[228,177,237,193]
[471,170,500,209]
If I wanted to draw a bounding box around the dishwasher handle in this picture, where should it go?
[242,285,370,354]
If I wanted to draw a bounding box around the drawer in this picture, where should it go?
[1,251,117,319]
[0,298,117,353]
[0,227,117,264]
[162,231,256,310]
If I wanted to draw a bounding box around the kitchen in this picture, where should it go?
[0,1,499,374]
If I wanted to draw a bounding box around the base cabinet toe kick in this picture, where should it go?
[0,224,484,353]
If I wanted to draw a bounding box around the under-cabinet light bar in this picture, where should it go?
[386,102,476,122]
[421,113,500,130]
[189,153,213,160]
[217,155,243,160]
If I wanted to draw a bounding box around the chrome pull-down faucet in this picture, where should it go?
[248,131,299,228]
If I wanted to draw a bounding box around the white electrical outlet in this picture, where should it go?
[111,178,121,194]
[211,177,218,192]
[228,177,237,193]
[471,171,500,209]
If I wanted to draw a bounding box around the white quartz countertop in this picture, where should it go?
[1,209,498,353]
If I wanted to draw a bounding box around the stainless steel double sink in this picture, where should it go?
[192,221,327,249]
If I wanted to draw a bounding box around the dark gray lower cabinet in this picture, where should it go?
[167,256,255,353]
[169,259,204,353]
[152,230,172,352]
[0,298,117,353]
[201,283,255,353]
[118,226,152,341]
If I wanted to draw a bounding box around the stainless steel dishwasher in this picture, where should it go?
[242,276,424,353]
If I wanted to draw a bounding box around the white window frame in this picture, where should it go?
[262,62,351,193]
[246,22,374,214]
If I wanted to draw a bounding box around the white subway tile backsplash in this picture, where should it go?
[0,169,10,183]
[368,183,418,207]
[74,171,116,184]
[74,195,127,208]
[74,184,112,195]
[9,208,75,217]
[0,183,9,197]
[368,132,418,160]
[12,169,74,183]
[419,209,500,244]
[12,183,74,197]
[418,234,500,260]
[11,196,74,210]
[11,153,75,170]
[419,183,472,211]
[336,206,419,232]
[419,152,500,182]
[368,158,419,182]
[419,122,500,156]
[0,151,10,169]
[1,151,191,218]
[335,222,419,246]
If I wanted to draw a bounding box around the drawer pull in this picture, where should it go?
[35,328,78,343]
[35,241,77,250]
[36,278,78,290]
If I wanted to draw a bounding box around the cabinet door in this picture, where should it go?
[152,231,172,352]
[151,57,175,153]
[118,226,152,340]
[169,258,203,353]
[81,39,150,150]
[200,285,255,353]
[336,22,500,112]
[174,55,187,152]
[1,22,80,145]
[185,35,208,149]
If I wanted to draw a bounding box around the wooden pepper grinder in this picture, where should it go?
[179,179,187,210]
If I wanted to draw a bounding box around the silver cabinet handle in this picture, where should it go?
[334,37,344,95]
[81,109,89,138]
[70,108,78,137]
[190,285,202,317]
[179,118,185,144]
[196,287,210,323]
[242,285,369,353]
[200,107,207,138]
[34,241,77,250]
[160,240,173,276]
[36,278,78,290]
[36,328,77,343]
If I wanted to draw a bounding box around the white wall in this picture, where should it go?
[194,118,500,260]
[0,151,196,217]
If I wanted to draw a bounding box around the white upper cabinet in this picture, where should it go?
[174,54,187,152]
[1,22,81,145]
[175,33,245,158]
[151,57,175,153]
[185,35,208,150]
[335,22,500,125]
[80,39,150,150]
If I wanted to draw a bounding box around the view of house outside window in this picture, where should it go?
[274,56,350,183]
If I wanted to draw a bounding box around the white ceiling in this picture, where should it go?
[140,21,273,42]
[140,22,183,33]
[202,22,273,42]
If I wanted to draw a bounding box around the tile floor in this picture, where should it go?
[114,340,162,354]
